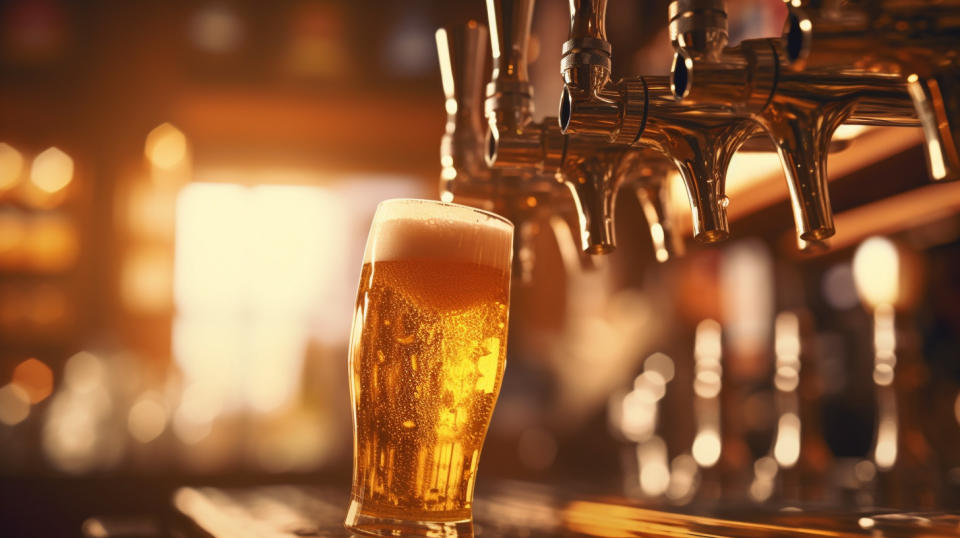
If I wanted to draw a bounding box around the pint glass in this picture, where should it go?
[344,199,513,536]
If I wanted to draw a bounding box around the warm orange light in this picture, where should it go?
[145,123,188,170]
[121,246,173,313]
[0,211,26,267]
[0,143,24,191]
[125,180,177,239]
[26,214,80,272]
[12,358,54,404]
[173,182,349,415]
[30,147,74,194]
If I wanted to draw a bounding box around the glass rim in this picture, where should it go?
[375,198,514,231]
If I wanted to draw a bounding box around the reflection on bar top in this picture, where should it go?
[168,483,960,537]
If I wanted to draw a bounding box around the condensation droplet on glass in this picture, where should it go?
[402,420,416,429]
[720,196,730,208]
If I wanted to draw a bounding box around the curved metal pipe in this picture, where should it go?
[640,77,759,243]
[781,2,960,181]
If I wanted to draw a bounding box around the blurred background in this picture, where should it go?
[1,0,959,535]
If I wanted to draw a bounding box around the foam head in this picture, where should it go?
[364,199,514,272]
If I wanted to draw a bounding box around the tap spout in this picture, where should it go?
[641,77,759,242]
[563,150,626,253]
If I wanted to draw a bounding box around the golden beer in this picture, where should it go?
[345,199,513,536]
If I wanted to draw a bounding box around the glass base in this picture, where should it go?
[344,499,474,537]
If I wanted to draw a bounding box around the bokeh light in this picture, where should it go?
[0,383,31,426]
[189,4,244,54]
[853,236,899,309]
[0,143,24,191]
[64,352,105,394]
[12,357,54,404]
[773,412,801,468]
[30,147,74,194]
[26,213,80,272]
[692,430,721,468]
[128,393,168,443]
[145,123,188,171]
[638,437,670,497]
[821,263,860,310]
[121,246,173,313]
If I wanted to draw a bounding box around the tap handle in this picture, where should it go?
[568,0,608,43]
[437,23,490,194]
[486,0,534,87]
[485,0,535,133]
[437,23,489,125]
[668,0,727,60]
[562,0,611,83]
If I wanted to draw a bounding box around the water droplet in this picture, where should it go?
[720,196,730,208]
[376,351,385,363]
[383,319,391,326]
[402,420,416,429]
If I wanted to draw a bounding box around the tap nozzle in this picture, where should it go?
[563,153,622,254]
[437,22,490,200]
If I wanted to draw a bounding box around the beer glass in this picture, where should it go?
[344,199,513,536]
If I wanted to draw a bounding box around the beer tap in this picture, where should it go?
[559,0,761,243]
[485,0,685,259]
[437,17,592,283]
[669,0,922,243]
[784,0,960,182]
